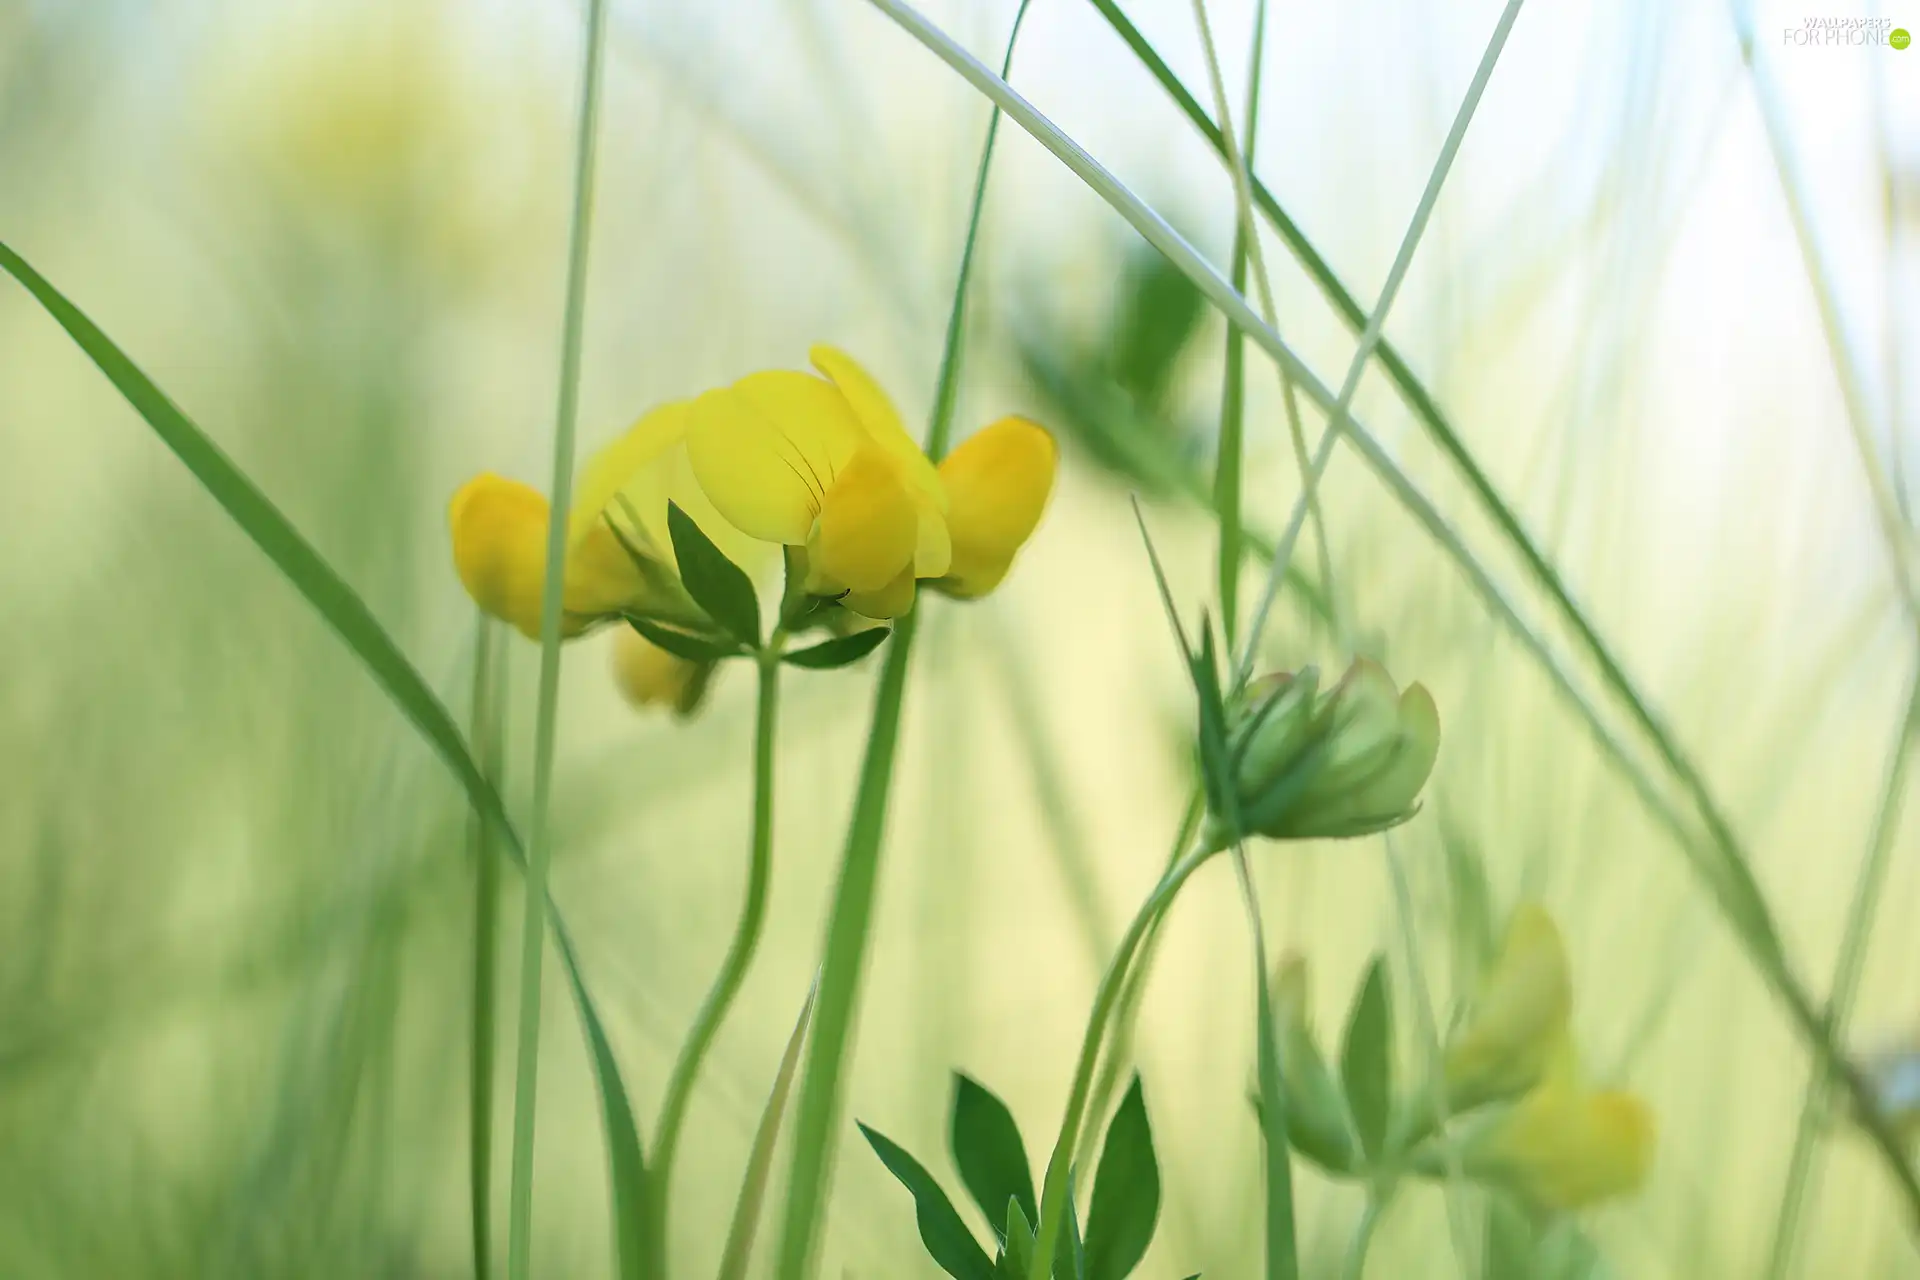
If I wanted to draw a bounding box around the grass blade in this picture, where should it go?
[1764,669,1920,1279]
[717,980,819,1280]
[0,237,511,846]
[774,6,1033,1276]
[506,0,613,1275]
[469,617,508,1280]
[0,234,657,1280]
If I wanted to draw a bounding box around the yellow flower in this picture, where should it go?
[448,402,752,643]
[684,345,950,619]
[1444,903,1573,1111]
[448,473,655,641]
[933,417,1057,598]
[611,628,708,717]
[1464,1046,1655,1211]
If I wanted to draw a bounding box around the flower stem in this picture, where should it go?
[649,648,783,1262]
[1027,841,1223,1280]
[1340,1193,1388,1280]
[505,1,609,1276]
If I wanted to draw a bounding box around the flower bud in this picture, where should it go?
[1269,956,1360,1174]
[611,628,711,718]
[1223,658,1440,841]
[1444,903,1573,1112]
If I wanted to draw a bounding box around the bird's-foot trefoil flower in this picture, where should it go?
[1211,657,1440,844]
[1460,1041,1655,1212]
[684,345,1055,618]
[1444,903,1574,1112]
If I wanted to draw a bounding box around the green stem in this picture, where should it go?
[1028,842,1223,1280]
[772,8,1031,1277]
[649,650,783,1263]
[505,2,609,1277]
[774,609,919,1280]
[1340,1194,1387,1280]
[1764,668,1920,1280]
[1076,791,1203,1174]
[470,618,507,1280]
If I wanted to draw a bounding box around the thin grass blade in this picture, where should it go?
[718,981,820,1280]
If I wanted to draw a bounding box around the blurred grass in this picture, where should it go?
[2,0,1919,1277]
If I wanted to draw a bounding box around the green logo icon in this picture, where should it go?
[1894,27,1912,48]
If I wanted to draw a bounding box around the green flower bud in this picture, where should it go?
[1219,658,1441,842]
[1270,955,1361,1174]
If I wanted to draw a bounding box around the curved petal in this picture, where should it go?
[841,564,918,620]
[569,400,692,549]
[687,371,863,544]
[450,473,638,639]
[611,627,701,710]
[807,444,918,592]
[810,345,952,576]
[935,416,1057,597]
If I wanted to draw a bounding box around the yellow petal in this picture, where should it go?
[1445,903,1573,1110]
[841,563,918,620]
[810,344,951,576]
[686,371,864,543]
[611,627,700,710]
[449,474,639,639]
[569,400,692,550]
[1471,1085,1655,1210]
[808,444,919,592]
[935,416,1057,597]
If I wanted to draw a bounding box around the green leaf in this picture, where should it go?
[1482,1194,1537,1280]
[1189,623,1237,826]
[564,949,655,1280]
[1252,973,1299,1280]
[1083,1076,1161,1280]
[716,983,817,1280]
[667,501,761,645]
[783,627,891,670]
[859,1123,997,1280]
[624,616,741,663]
[1340,957,1393,1164]
[1059,1182,1087,1280]
[951,1074,1039,1239]
[997,1198,1038,1279]
[0,237,657,1280]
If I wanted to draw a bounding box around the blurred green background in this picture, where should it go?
[2,0,1917,1275]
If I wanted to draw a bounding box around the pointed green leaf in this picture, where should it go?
[860,1123,996,1280]
[716,983,817,1280]
[667,500,760,645]
[1190,622,1237,824]
[1059,1181,1087,1280]
[783,627,891,670]
[951,1073,1039,1239]
[1340,957,1394,1164]
[625,616,741,663]
[1083,1076,1161,1280]
[997,1197,1037,1279]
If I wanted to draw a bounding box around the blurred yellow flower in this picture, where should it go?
[685,346,1055,618]
[1465,1049,1655,1211]
[612,628,706,717]
[1445,903,1574,1111]
[934,417,1057,598]
[448,402,751,644]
